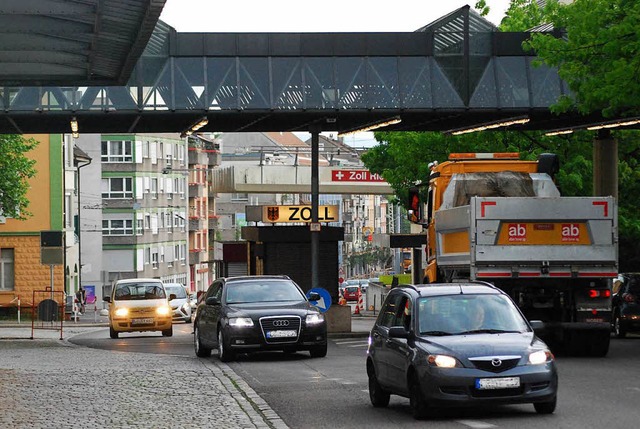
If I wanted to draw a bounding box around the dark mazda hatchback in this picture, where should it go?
[366,283,558,419]
[193,275,327,362]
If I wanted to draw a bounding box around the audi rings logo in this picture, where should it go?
[491,358,502,367]
[272,320,290,327]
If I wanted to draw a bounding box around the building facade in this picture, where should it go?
[76,133,190,302]
[0,134,65,310]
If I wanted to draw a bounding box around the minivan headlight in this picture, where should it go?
[528,350,553,365]
[427,354,457,368]
[114,308,128,317]
[229,317,254,327]
[306,313,324,325]
[156,306,171,316]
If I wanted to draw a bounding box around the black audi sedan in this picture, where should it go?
[193,275,327,362]
[366,282,558,419]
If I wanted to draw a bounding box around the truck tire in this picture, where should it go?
[589,331,610,357]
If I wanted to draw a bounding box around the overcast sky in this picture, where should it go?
[160,0,513,32]
[160,1,513,146]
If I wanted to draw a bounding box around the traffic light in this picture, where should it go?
[408,187,422,223]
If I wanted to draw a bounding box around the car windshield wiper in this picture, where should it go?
[421,330,454,336]
[458,329,522,335]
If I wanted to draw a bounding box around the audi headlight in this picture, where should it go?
[114,308,128,317]
[306,313,324,325]
[229,317,254,327]
[156,306,171,316]
[528,350,553,365]
[427,354,458,368]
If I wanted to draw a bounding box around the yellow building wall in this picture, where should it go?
[0,135,63,308]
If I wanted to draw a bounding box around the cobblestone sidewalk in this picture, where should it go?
[0,332,288,429]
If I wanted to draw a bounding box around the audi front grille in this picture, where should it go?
[259,315,301,344]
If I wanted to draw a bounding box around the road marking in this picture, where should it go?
[456,420,496,428]
[348,343,369,348]
[626,387,640,392]
[334,339,369,345]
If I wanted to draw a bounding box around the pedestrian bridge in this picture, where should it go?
[0,6,609,136]
[212,165,394,195]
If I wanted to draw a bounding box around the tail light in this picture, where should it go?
[624,293,636,303]
[588,289,611,298]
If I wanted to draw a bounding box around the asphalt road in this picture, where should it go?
[71,327,640,429]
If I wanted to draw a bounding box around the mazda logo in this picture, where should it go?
[491,358,502,367]
[272,320,290,327]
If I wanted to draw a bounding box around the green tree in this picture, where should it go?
[525,0,640,118]
[0,135,38,219]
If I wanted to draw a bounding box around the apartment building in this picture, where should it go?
[76,133,190,302]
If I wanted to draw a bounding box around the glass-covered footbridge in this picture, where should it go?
[0,6,606,135]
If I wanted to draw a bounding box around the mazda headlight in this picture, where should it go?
[114,308,128,317]
[427,354,458,368]
[156,306,171,316]
[229,317,254,327]
[306,313,324,325]
[528,350,553,365]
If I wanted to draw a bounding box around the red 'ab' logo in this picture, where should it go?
[507,223,527,242]
[561,224,580,242]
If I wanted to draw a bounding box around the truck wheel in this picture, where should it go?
[109,326,119,339]
[589,332,610,357]
[162,326,173,337]
[614,314,627,338]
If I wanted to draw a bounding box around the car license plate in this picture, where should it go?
[475,377,520,390]
[131,318,154,325]
[266,330,297,338]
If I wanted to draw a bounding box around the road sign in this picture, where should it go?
[307,288,331,313]
[331,170,385,182]
[339,277,344,284]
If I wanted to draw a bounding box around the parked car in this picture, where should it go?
[612,273,640,338]
[343,285,361,302]
[164,283,192,323]
[189,292,198,312]
[193,275,327,362]
[103,278,175,339]
[366,282,558,419]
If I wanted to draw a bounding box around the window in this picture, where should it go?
[152,251,159,269]
[377,292,403,328]
[102,178,133,199]
[232,193,249,202]
[102,219,133,236]
[144,248,150,265]
[151,178,158,198]
[136,218,144,235]
[101,140,133,163]
[0,248,14,291]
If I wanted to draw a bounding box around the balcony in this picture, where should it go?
[189,249,208,265]
[208,216,219,230]
[189,217,204,231]
[188,149,208,165]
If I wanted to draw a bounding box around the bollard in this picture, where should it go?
[17,297,21,324]
[94,304,98,323]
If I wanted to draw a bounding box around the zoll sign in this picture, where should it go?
[261,205,339,223]
[331,170,385,182]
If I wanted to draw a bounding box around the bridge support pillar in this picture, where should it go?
[593,129,618,200]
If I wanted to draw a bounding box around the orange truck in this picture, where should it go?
[408,152,617,356]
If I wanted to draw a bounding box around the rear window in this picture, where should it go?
[345,286,359,293]
[114,282,166,301]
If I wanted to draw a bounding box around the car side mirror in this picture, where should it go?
[529,320,544,331]
[103,296,111,303]
[388,326,410,339]
[205,296,221,306]
[308,292,321,301]
[169,293,177,301]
